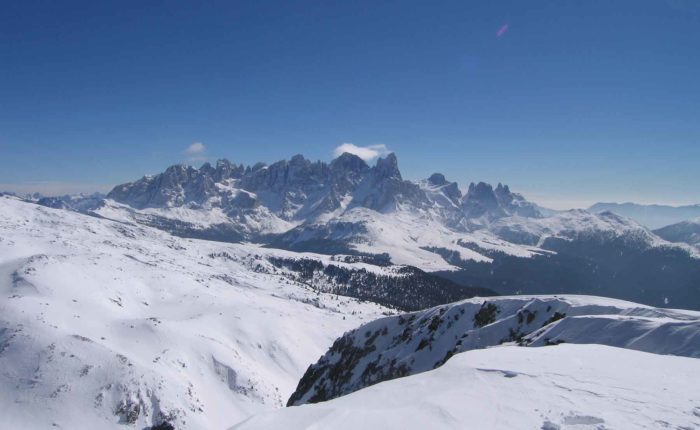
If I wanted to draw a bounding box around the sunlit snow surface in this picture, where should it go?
[234,344,700,430]
[0,196,389,429]
[2,195,700,430]
[273,206,699,273]
[284,294,700,408]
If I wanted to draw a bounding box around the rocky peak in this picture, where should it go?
[461,182,504,219]
[466,182,498,202]
[251,162,267,172]
[373,153,401,180]
[330,152,370,174]
[216,159,231,169]
[212,159,244,181]
[424,173,462,205]
[494,182,514,205]
[461,181,541,221]
[328,153,370,199]
[427,173,448,186]
[495,182,510,196]
[289,154,307,165]
[106,152,540,226]
[163,164,192,176]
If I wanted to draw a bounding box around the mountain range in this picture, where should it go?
[103,152,541,238]
[2,166,700,429]
[588,201,700,229]
[35,152,700,311]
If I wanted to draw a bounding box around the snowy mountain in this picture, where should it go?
[287,295,700,406]
[236,344,700,430]
[589,201,700,229]
[655,218,700,249]
[34,153,700,310]
[461,181,541,221]
[273,203,700,309]
[102,153,542,240]
[445,211,700,309]
[3,191,700,429]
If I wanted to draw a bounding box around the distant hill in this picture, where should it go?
[588,202,700,229]
[655,218,700,249]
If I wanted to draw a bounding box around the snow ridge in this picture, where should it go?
[236,344,700,430]
[287,295,700,406]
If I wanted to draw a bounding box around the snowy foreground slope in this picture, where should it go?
[234,344,700,430]
[288,295,700,405]
[0,196,391,429]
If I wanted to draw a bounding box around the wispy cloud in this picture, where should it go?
[184,142,207,163]
[333,143,391,162]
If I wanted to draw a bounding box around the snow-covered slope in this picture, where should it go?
[0,196,393,429]
[94,198,295,241]
[276,206,687,270]
[235,344,700,430]
[287,295,700,405]
[274,205,700,309]
[271,206,546,271]
[489,209,665,247]
[655,217,700,249]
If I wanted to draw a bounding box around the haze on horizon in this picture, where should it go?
[1,1,699,209]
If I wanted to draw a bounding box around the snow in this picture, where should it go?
[287,295,700,406]
[287,207,547,272]
[0,196,389,429]
[3,194,700,429]
[95,199,297,235]
[654,217,700,250]
[280,204,698,275]
[233,344,700,430]
[94,155,699,277]
[491,209,669,248]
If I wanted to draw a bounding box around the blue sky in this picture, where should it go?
[1,0,698,208]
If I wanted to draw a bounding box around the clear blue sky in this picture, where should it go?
[1,0,698,208]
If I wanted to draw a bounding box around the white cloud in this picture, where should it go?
[333,143,391,162]
[184,142,207,163]
[185,142,206,155]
